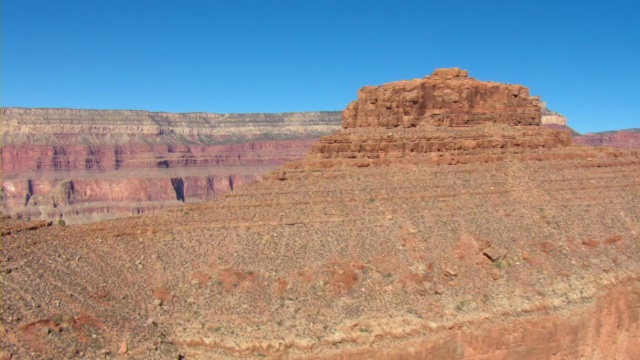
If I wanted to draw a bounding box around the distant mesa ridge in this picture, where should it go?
[0,108,342,224]
[1,107,342,145]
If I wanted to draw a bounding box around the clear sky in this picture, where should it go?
[2,0,639,133]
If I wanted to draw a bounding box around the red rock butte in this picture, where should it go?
[2,69,640,359]
[283,68,580,172]
[343,68,540,128]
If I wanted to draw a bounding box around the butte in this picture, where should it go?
[1,69,640,359]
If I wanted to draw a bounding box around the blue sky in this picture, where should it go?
[2,0,639,133]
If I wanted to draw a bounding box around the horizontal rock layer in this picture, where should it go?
[343,68,541,128]
[1,108,340,145]
[1,140,319,175]
[3,149,639,359]
[308,124,572,164]
[2,69,640,359]
[573,129,640,149]
[1,108,342,223]
[540,103,567,126]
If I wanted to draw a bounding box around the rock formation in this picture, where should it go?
[342,68,540,128]
[573,128,640,149]
[2,69,639,359]
[2,100,634,226]
[538,105,640,150]
[280,69,595,172]
[1,108,341,223]
[540,102,568,126]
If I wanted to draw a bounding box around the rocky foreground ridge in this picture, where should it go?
[1,108,341,223]
[2,69,639,359]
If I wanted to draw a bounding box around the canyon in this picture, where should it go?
[573,128,640,149]
[539,106,640,150]
[2,69,639,359]
[2,90,637,225]
[1,108,341,224]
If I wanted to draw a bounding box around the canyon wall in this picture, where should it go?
[539,104,640,150]
[1,108,341,224]
[573,128,640,149]
[2,91,636,225]
[2,69,640,359]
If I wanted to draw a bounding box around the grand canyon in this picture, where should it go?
[1,69,639,359]
[2,103,638,225]
[1,109,341,224]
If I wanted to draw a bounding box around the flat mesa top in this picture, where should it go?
[428,67,469,79]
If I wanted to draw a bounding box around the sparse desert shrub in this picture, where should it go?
[57,219,66,226]
[51,314,63,324]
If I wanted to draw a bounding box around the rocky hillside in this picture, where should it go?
[1,108,341,224]
[3,103,636,226]
[2,69,639,359]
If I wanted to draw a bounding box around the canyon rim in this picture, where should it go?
[0,109,341,224]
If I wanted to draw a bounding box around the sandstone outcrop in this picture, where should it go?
[1,108,341,223]
[342,68,540,128]
[540,102,568,126]
[2,69,639,359]
[278,69,601,173]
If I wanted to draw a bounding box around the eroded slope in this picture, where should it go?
[2,151,640,359]
[2,69,639,359]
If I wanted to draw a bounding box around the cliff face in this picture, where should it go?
[2,99,634,225]
[539,107,640,149]
[1,108,340,145]
[342,68,541,128]
[540,103,567,126]
[1,108,341,223]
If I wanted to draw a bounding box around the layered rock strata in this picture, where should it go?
[573,128,640,149]
[342,68,541,128]
[1,109,341,223]
[1,108,340,142]
[279,69,602,173]
[540,102,567,126]
[2,69,639,359]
